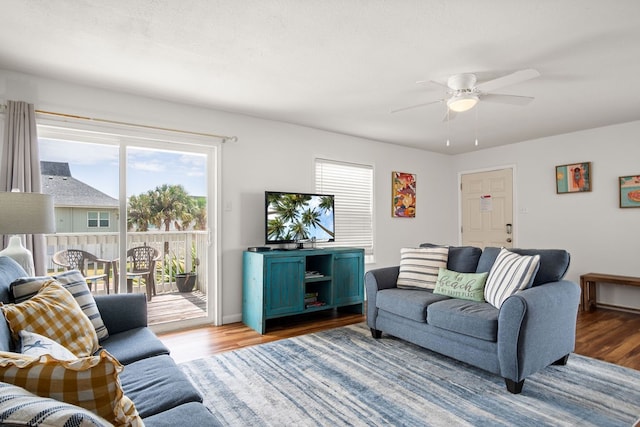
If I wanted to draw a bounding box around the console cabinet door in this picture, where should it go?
[265,256,305,316]
[333,251,363,306]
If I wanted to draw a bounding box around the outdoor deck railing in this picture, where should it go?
[45,231,208,294]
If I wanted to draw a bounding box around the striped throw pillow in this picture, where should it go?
[396,247,449,290]
[1,280,99,357]
[0,350,143,426]
[0,382,112,427]
[9,276,50,303]
[10,270,109,341]
[484,248,540,308]
[53,270,110,341]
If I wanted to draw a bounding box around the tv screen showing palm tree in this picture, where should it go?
[265,191,335,244]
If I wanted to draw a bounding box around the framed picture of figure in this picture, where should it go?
[556,162,591,193]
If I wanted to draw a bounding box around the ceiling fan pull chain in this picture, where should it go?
[475,105,479,147]
[446,108,451,147]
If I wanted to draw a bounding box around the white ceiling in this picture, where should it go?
[2,1,640,154]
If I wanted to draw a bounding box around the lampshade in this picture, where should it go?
[0,192,55,234]
[447,94,479,113]
[0,191,54,276]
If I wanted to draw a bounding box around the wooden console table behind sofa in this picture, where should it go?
[580,273,640,312]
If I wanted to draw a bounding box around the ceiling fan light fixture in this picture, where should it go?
[447,94,479,113]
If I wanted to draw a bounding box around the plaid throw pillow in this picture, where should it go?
[1,280,99,357]
[396,247,449,290]
[0,350,143,426]
[0,382,112,427]
[10,270,109,341]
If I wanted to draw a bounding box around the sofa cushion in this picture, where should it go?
[1,280,99,357]
[0,257,28,353]
[0,381,112,427]
[396,247,449,290]
[484,248,540,309]
[420,244,482,273]
[120,354,203,418]
[99,327,170,365]
[0,350,142,426]
[427,299,499,342]
[0,257,28,304]
[477,247,570,287]
[19,330,76,360]
[433,268,489,302]
[377,288,450,322]
[10,270,109,341]
[143,401,217,426]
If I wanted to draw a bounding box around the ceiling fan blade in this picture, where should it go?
[416,79,449,89]
[390,99,443,114]
[481,93,535,106]
[475,69,540,93]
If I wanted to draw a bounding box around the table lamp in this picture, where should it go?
[0,191,55,275]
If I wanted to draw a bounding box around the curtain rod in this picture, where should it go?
[0,104,238,143]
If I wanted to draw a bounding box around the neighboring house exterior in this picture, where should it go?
[41,161,119,233]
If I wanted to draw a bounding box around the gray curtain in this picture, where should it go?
[1,100,46,275]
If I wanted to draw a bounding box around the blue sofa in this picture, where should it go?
[365,245,581,394]
[0,256,215,425]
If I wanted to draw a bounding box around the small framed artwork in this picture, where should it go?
[556,162,591,193]
[392,172,416,218]
[619,175,640,208]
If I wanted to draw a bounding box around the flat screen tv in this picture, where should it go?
[265,191,335,245]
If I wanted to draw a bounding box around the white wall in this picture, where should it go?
[4,68,636,317]
[453,121,640,310]
[0,69,457,324]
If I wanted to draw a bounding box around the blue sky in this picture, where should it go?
[39,139,207,199]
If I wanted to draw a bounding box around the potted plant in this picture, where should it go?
[176,270,197,293]
[166,247,199,293]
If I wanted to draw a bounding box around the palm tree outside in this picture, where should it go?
[266,193,334,242]
[127,184,205,232]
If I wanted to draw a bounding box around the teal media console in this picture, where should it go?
[242,247,364,334]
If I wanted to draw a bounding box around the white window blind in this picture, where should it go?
[315,159,374,259]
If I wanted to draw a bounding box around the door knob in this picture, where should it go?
[506,238,512,243]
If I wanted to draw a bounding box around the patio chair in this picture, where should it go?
[113,245,161,302]
[52,249,113,294]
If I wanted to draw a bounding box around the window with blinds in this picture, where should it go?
[315,158,374,261]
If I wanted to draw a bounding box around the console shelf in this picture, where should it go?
[242,247,364,334]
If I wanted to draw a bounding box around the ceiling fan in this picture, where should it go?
[392,68,540,118]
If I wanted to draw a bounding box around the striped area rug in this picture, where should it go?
[179,323,640,426]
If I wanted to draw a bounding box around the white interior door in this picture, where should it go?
[461,168,514,249]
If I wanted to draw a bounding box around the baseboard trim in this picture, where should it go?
[223,313,243,324]
[596,303,640,315]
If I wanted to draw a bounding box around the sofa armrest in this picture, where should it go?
[364,266,400,330]
[497,280,580,382]
[94,293,148,335]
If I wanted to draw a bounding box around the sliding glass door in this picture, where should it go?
[38,122,219,331]
[124,144,211,328]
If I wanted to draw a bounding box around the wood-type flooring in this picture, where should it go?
[160,308,640,371]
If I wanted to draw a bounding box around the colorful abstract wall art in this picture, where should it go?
[392,172,416,218]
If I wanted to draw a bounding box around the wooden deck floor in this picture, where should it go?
[146,290,207,325]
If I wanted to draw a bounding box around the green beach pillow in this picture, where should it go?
[433,267,489,302]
